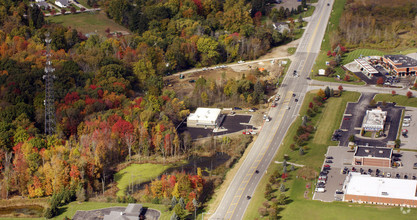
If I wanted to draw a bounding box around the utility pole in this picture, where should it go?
[43,32,56,136]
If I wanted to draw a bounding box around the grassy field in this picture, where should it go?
[374,94,417,107]
[115,163,173,197]
[77,0,91,9]
[244,90,417,219]
[287,47,296,55]
[47,11,130,36]
[341,48,387,65]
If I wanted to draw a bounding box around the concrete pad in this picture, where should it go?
[400,107,417,150]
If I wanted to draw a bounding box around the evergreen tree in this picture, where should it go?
[179,197,185,209]
[171,196,177,210]
[280,183,285,192]
[324,86,331,98]
[299,147,304,155]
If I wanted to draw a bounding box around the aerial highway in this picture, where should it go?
[210,0,335,219]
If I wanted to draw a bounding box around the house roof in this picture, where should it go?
[354,146,392,159]
[384,55,417,68]
[125,204,142,215]
[55,0,69,5]
[344,172,417,201]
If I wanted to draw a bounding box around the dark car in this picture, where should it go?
[351,167,356,172]
[247,196,251,200]
[335,190,344,194]
[306,77,311,80]
[404,175,408,179]
[255,170,259,174]
[396,174,400,178]
[295,99,298,102]
[233,107,242,110]
[293,93,296,97]
[327,3,330,6]
[326,156,333,159]
[325,160,332,163]
[368,169,372,173]
[413,176,416,180]
[188,79,196,83]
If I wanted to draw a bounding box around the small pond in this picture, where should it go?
[0,205,44,218]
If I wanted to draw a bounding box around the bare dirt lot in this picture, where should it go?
[273,0,302,10]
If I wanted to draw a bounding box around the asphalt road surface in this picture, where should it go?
[210,1,335,219]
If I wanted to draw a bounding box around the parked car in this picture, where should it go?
[325,160,333,163]
[188,79,195,83]
[326,156,333,159]
[413,162,417,169]
[396,173,400,178]
[335,190,344,194]
[323,165,330,168]
[295,98,298,102]
[233,107,242,110]
[387,173,391,178]
[271,102,277,107]
[275,95,280,101]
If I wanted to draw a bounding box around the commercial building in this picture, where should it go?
[353,146,392,167]
[362,107,387,131]
[382,55,417,76]
[343,172,417,207]
[187,108,223,128]
[355,58,379,78]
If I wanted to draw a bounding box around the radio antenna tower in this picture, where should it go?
[43,32,56,135]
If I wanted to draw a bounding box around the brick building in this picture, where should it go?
[343,173,417,207]
[353,146,392,167]
[382,55,417,76]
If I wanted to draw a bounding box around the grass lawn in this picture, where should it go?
[276,91,360,169]
[374,94,417,107]
[77,0,92,9]
[115,163,172,197]
[287,47,296,55]
[290,6,316,20]
[280,198,417,220]
[47,11,130,36]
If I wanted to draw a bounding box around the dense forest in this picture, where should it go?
[0,0,309,217]
[335,0,417,49]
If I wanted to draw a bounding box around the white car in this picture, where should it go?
[238,60,245,64]
[285,106,290,110]
[387,173,391,178]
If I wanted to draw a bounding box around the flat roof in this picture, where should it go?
[363,108,387,126]
[188,108,221,123]
[384,55,417,68]
[355,146,392,158]
[355,58,379,74]
[345,172,417,201]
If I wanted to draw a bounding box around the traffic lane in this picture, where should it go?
[232,108,295,220]
[220,112,283,219]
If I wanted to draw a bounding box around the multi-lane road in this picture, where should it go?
[210,1,334,219]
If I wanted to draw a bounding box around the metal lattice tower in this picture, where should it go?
[43,33,56,135]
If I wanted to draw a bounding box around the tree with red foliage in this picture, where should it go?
[254,11,262,26]
[332,52,336,57]
[340,45,346,52]
[50,9,56,16]
[70,6,76,14]
[392,90,396,96]
[344,75,350,81]
[111,119,134,138]
[327,50,332,57]
[377,77,384,85]
[407,91,413,98]
[338,85,343,91]
[61,8,66,15]
[80,7,86,12]
[64,92,80,104]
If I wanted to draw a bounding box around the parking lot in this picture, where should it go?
[400,107,417,150]
[313,146,417,202]
[337,93,404,147]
